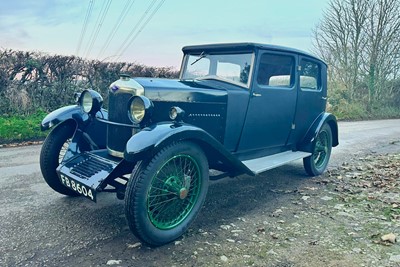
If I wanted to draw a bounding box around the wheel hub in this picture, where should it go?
[164,176,191,199]
[179,188,188,199]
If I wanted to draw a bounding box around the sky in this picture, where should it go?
[0,0,330,69]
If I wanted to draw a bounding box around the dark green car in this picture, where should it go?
[40,43,338,246]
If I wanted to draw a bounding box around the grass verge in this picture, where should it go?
[0,110,48,144]
[1,103,400,145]
[328,101,400,121]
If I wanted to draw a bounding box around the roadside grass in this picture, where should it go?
[328,101,400,121]
[0,110,48,144]
[1,103,399,145]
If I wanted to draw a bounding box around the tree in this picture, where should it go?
[365,0,400,102]
[313,0,400,105]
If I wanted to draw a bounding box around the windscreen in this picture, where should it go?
[181,52,254,88]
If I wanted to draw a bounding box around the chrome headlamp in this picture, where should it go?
[78,89,103,115]
[128,96,154,124]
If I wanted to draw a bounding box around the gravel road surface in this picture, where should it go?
[1,119,399,267]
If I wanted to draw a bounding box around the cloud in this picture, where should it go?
[0,0,82,26]
[0,0,83,50]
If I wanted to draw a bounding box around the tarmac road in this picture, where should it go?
[1,119,399,267]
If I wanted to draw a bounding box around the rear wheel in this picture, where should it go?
[125,141,209,246]
[40,122,79,196]
[303,123,332,176]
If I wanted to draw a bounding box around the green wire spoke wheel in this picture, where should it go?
[147,154,202,229]
[125,141,209,246]
[303,123,332,176]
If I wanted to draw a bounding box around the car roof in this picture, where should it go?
[182,42,325,65]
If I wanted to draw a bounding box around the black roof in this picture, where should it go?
[182,42,324,64]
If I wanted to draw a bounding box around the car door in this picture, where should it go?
[287,56,327,144]
[237,51,297,153]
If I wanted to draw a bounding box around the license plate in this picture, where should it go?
[60,175,96,202]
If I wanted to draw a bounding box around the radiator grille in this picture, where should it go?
[107,91,134,155]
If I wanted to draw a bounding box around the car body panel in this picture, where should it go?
[124,122,253,176]
[237,50,298,154]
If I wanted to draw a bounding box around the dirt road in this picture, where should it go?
[1,119,399,267]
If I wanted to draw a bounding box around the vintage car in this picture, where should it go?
[40,43,338,246]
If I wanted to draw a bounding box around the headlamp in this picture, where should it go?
[128,96,153,124]
[169,106,185,122]
[78,89,103,115]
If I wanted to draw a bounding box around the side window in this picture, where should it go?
[257,53,294,88]
[300,59,320,90]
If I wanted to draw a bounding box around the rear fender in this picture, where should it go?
[124,122,252,176]
[298,112,339,152]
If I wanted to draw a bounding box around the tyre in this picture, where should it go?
[40,122,79,196]
[125,141,209,246]
[303,123,332,176]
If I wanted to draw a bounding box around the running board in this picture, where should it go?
[242,151,311,175]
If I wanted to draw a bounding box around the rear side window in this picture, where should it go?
[300,59,321,90]
[257,53,295,88]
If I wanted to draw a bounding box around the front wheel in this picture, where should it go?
[125,141,209,246]
[40,122,79,196]
[303,123,332,176]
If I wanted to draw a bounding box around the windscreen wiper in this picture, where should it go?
[190,51,206,66]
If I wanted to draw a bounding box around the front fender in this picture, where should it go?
[124,122,252,176]
[41,105,109,131]
[298,112,339,152]
[41,105,108,149]
[41,105,89,131]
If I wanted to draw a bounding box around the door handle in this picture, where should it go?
[252,93,262,97]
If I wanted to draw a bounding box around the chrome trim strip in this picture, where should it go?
[111,86,136,94]
[107,147,124,158]
[109,79,145,95]
[96,117,140,128]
